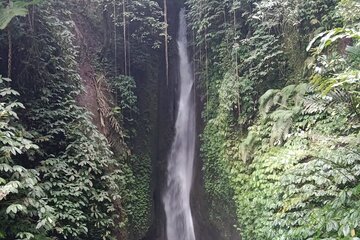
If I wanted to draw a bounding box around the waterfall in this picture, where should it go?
[163,8,196,240]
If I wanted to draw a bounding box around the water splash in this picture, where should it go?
[163,8,196,240]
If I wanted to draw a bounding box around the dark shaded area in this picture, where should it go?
[143,2,237,240]
[141,0,181,238]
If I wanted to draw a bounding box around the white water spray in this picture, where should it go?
[163,8,196,240]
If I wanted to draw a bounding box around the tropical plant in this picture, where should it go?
[307,27,360,114]
[0,76,54,239]
[187,0,360,239]
[0,0,41,30]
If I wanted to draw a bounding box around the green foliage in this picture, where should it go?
[0,0,163,239]
[188,0,360,239]
[201,118,239,237]
[307,28,360,54]
[307,26,360,113]
[111,75,138,140]
[297,0,340,32]
[0,76,54,239]
[231,84,360,239]
[0,1,136,238]
[337,0,360,25]
[125,154,152,239]
[101,0,165,70]
[259,83,310,145]
[34,99,127,238]
[111,75,138,115]
[0,0,41,29]
[188,0,296,235]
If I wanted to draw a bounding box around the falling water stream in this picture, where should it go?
[163,8,196,240]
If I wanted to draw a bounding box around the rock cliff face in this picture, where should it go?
[143,1,180,239]
[71,2,238,239]
[147,3,239,240]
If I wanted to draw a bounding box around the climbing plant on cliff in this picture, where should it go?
[0,76,54,239]
[187,0,360,239]
[0,0,156,238]
[0,0,173,238]
[8,2,132,238]
[2,0,359,239]
[102,0,164,75]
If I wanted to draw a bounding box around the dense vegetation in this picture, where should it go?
[186,0,360,239]
[1,0,359,239]
[0,0,166,239]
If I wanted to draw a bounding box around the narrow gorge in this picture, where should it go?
[163,9,196,240]
[0,0,359,240]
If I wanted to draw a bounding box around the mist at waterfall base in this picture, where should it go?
[163,9,197,240]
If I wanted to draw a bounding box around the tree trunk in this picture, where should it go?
[164,0,169,86]
[7,0,12,78]
[122,0,127,76]
[127,17,131,75]
[7,28,12,78]
[102,8,111,53]
[114,1,118,76]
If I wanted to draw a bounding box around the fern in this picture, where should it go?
[347,43,360,64]
[280,84,296,106]
[240,132,260,163]
[308,25,360,114]
[259,89,280,115]
[95,74,124,140]
[258,84,311,144]
[294,83,310,106]
[270,108,298,145]
[260,83,311,118]
[303,94,328,114]
[0,0,41,29]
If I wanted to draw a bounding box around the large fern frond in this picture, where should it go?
[95,75,125,146]
[303,94,328,114]
[294,83,311,106]
[240,132,260,163]
[0,0,42,30]
[328,88,354,106]
[270,109,297,145]
[347,43,360,64]
[307,28,360,54]
[259,89,280,116]
[311,70,360,96]
[279,84,296,106]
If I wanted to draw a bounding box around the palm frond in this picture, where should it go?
[303,94,327,114]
